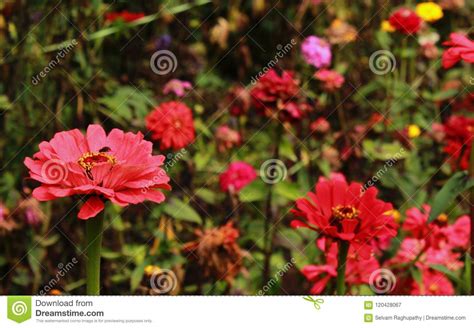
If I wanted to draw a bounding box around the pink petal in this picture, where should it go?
[86,125,107,152]
[78,196,105,220]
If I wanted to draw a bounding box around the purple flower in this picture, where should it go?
[301,36,332,68]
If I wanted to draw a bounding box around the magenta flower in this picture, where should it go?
[301,36,332,68]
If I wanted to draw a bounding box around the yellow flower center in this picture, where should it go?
[332,205,359,220]
[78,152,116,171]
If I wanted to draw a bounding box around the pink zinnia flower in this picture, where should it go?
[215,125,241,152]
[291,173,396,259]
[24,125,171,220]
[301,36,331,68]
[442,32,474,69]
[146,101,196,151]
[411,269,454,295]
[219,161,257,193]
[314,69,345,92]
[163,79,193,97]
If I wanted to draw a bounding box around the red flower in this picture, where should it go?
[302,239,379,294]
[411,269,454,295]
[251,69,309,122]
[314,69,345,92]
[310,117,331,134]
[291,173,395,258]
[146,101,195,151]
[442,32,474,68]
[105,11,145,23]
[219,161,257,193]
[388,8,422,35]
[24,125,171,220]
[442,115,474,170]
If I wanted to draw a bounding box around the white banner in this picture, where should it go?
[0,296,472,327]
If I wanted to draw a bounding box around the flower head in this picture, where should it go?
[24,125,171,220]
[381,20,395,33]
[291,173,395,258]
[325,19,357,45]
[215,125,241,152]
[251,69,309,122]
[146,101,195,151]
[314,69,345,92]
[162,79,192,97]
[301,36,332,68]
[183,221,244,283]
[226,85,252,116]
[219,161,257,193]
[388,8,423,35]
[416,2,444,22]
[442,32,474,69]
[441,115,474,170]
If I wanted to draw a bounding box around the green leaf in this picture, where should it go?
[195,188,218,205]
[274,181,301,201]
[430,264,464,287]
[428,171,474,222]
[163,198,202,224]
[239,180,268,202]
[130,261,148,292]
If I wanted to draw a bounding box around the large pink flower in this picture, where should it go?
[24,125,171,220]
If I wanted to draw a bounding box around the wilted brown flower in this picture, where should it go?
[225,85,251,116]
[183,221,244,284]
[210,17,230,49]
[439,0,464,10]
[18,197,46,226]
[0,202,17,234]
[325,19,357,45]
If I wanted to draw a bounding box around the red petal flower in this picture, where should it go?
[291,173,395,258]
[24,125,171,220]
[442,32,474,69]
[388,8,422,35]
[146,101,196,151]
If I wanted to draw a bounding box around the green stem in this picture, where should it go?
[86,214,104,295]
[336,241,349,295]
